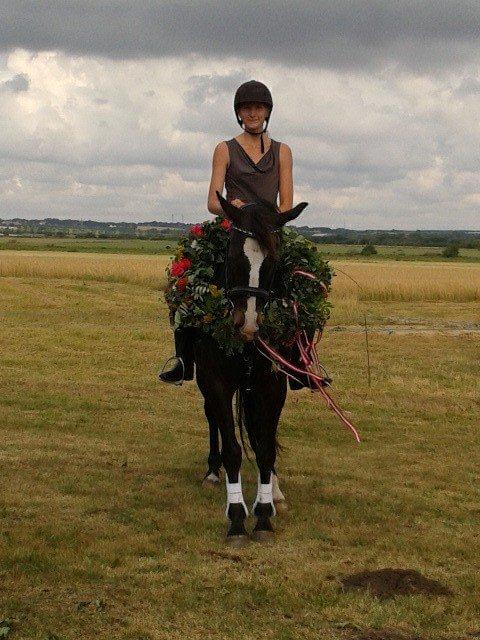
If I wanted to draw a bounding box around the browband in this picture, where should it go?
[231,223,279,237]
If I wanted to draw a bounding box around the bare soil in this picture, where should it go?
[344,629,466,640]
[341,568,453,599]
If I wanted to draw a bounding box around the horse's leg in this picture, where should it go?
[252,450,277,542]
[202,399,222,486]
[196,346,248,547]
[272,470,288,513]
[242,404,287,513]
[218,403,249,547]
[249,376,287,541]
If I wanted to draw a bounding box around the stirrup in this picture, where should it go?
[158,356,185,385]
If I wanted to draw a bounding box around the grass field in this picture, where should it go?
[0,236,176,255]
[2,235,480,262]
[1,248,480,639]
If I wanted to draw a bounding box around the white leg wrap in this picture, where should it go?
[225,474,248,519]
[272,473,286,502]
[253,472,276,516]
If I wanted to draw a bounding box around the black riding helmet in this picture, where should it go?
[234,80,273,153]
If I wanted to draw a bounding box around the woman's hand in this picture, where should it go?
[230,198,246,208]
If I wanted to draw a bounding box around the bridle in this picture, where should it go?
[225,223,280,307]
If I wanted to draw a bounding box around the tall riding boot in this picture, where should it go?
[159,327,196,384]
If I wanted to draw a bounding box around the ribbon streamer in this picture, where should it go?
[256,269,361,443]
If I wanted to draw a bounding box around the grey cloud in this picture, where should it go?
[177,71,247,132]
[0,132,210,172]
[0,159,203,221]
[454,75,480,96]
[1,1,479,74]
[183,71,248,107]
[1,46,480,228]
[1,72,29,93]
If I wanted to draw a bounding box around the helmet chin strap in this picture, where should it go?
[242,122,267,153]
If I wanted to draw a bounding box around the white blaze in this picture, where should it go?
[243,237,266,333]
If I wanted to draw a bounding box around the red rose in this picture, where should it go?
[170,257,192,277]
[221,218,232,232]
[176,276,187,291]
[190,223,204,237]
[170,261,184,277]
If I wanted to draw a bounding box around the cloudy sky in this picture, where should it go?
[1,1,479,229]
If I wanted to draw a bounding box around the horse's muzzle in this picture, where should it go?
[240,328,258,342]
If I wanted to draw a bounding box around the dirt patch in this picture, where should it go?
[202,549,244,563]
[341,568,453,599]
[342,629,465,640]
[344,629,422,640]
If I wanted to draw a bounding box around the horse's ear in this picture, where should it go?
[215,190,243,224]
[274,202,308,228]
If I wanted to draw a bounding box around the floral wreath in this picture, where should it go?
[164,216,334,355]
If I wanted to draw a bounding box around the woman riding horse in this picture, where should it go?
[159,80,306,387]
[159,80,324,545]
[158,81,336,545]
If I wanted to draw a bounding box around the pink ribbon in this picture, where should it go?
[256,270,361,443]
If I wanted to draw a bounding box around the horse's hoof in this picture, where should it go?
[251,529,275,543]
[274,499,289,515]
[226,534,249,549]
[202,472,221,488]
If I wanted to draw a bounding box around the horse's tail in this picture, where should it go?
[234,388,281,461]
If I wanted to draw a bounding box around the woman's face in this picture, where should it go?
[237,102,270,129]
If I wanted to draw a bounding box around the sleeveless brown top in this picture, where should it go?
[224,137,281,206]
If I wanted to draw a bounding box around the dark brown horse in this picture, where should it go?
[193,192,307,546]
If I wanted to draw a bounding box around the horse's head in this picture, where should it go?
[216,191,308,342]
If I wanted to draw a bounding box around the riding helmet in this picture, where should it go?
[234,80,273,152]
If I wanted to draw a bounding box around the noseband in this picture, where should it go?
[225,224,279,304]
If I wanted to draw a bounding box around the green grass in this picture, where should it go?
[315,243,480,262]
[0,273,479,639]
[0,236,176,255]
[2,235,480,262]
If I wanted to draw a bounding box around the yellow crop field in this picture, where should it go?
[1,249,479,303]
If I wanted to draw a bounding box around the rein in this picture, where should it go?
[255,270,362,444]
[221,214,361,442]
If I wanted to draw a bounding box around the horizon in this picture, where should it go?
[1,3,480,229]
[1,214,479,234]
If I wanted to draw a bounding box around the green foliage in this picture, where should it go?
[164,218,334,354]
[261,227,333,344]
[360,243,378,256]
[442,243,460,258]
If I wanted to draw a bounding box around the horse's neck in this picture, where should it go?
[213,261,227,288]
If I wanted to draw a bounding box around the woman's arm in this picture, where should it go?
[278,143,293,213]
[207,142,230,216]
